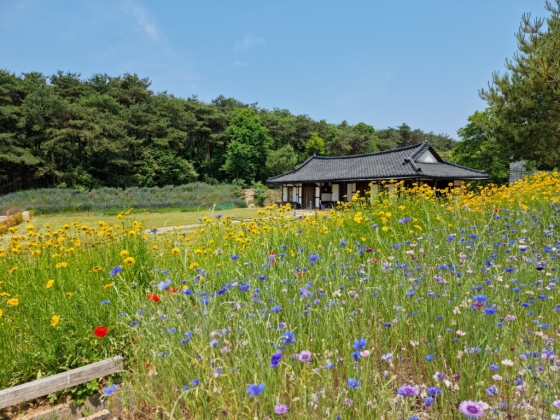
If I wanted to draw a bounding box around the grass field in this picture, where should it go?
[1,175,560,419]
[24,207,260,236]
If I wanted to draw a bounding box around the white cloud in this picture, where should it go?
[233,34,265,51]
[233,60,248,67]
[124,1,159,41]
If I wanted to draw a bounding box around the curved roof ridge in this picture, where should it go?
[310,142,425,160]
[267,154,316,180]
[440,160,488,174]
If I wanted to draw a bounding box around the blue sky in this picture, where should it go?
[0,1,548,138]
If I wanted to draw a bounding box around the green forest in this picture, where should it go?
[0,70,456,193]
[3,2,560,193]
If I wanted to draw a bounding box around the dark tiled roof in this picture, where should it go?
[267,141,488,184]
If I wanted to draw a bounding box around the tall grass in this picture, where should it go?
[0,183,247,214]
[1,173,559,419]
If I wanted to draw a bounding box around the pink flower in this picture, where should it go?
[298,350,312,363]
[274,404,289,414]
[458,400,488,418]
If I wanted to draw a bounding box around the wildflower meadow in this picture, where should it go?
[1,173,560,419]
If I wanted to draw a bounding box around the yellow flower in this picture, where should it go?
[171,247,180,256]
[120,250,129,258]
[31,249,41,257]
[55,262,68,269]
[0,292,10,297]
[8,266,18,274]
[91,265,103,273]
[45,224,51,229]
[382,226,390,232]
[0,309,2,317]
[189,262,199,271]
[66,292,75,297]
[25,225,35,230]
[46,279,55,289]
[102,283,113,290]
[51,315,60,327]
[152,245,159,250]
[124,257,136,265]
[8,298,19,306]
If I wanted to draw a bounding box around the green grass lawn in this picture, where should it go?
[21,207,260,235]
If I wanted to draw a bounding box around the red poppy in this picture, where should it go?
[94,326,108,338]
[166,287,179,295]
[147,293,160,302]
[494,208,499,213]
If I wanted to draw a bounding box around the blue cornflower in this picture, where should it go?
[347,378,360,389]
[129,321,139,327]
[489,364,500,371]
[352,352,361,361]
[399,217,412,224]
[102,384,118,396]
[473,295,487,302]
[181,385,189,392]
[423,397,435,408]
[428,386,441,396]
[191,379,200,387]
[101,300,110,305]
[486,385,498,396]
[271,305,282,313]
[282,331,295,345]
[109,266,123,277]
[270,352,283,368]
[246,383,265,397]
[324,362,334,370]
[484,308,497,315]
[353,338,367,351]
[425,354,435,361]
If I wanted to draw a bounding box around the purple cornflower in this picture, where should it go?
[246,383,265,397]
[270,352,283,368]
[399,216,412,224]
[157,278,171,291]
[300,288,312,298]
[353,338,367,351]
[274,404,289,414]
[298,350,312,363]
[381,352,393,362]
[397,385,419,397]
[458,400,489,418]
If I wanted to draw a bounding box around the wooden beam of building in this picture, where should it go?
[0,356,124,409]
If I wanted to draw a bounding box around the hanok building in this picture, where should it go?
[267,141,489,209]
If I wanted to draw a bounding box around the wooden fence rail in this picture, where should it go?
[0,356,123,409]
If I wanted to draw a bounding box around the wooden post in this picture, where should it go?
[0,356,123,409]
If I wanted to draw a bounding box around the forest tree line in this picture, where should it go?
[0,70,456,193]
